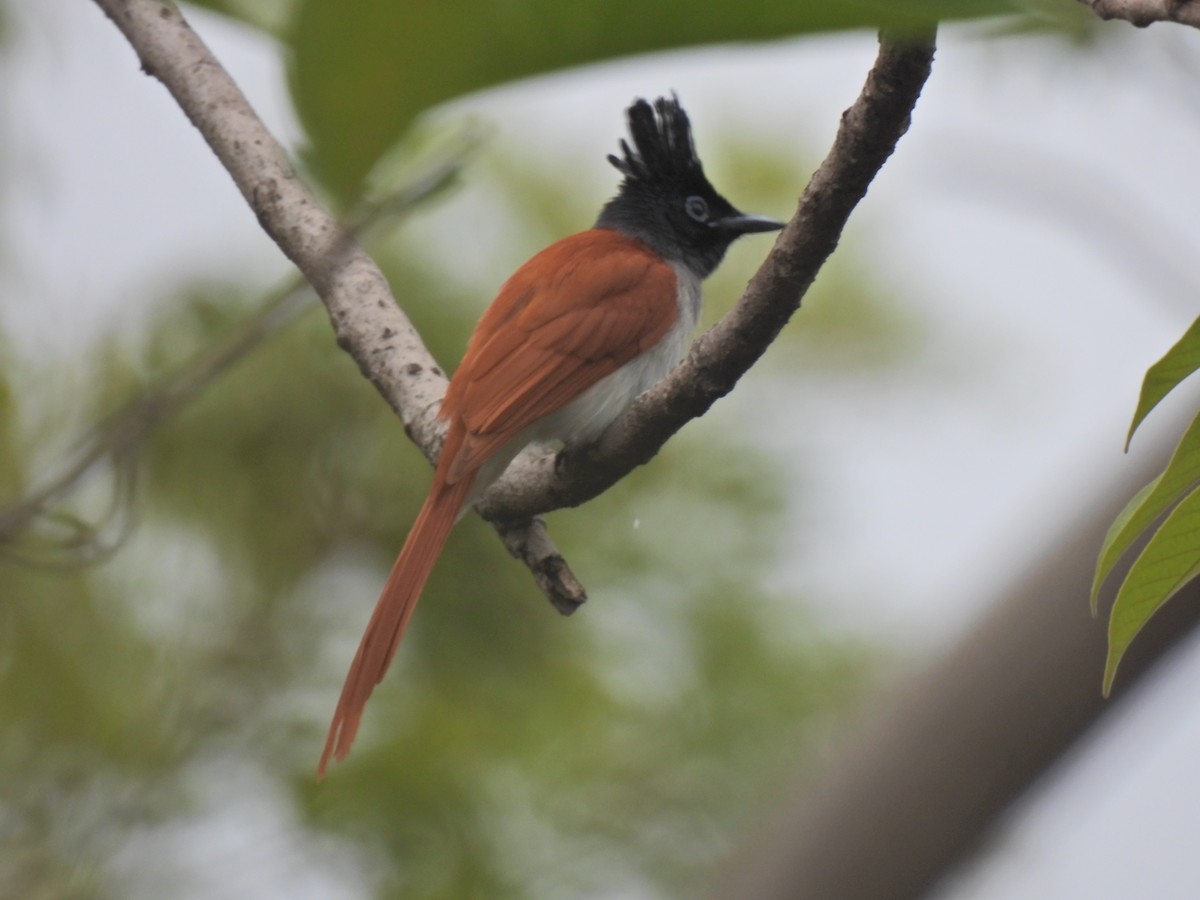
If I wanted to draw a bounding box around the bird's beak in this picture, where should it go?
[713,212,786,235]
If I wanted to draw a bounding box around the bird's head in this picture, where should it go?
[597,95,784,278]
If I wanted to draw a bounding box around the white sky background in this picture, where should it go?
[4,1,1200,898]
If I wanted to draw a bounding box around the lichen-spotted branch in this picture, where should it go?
[89,0,584,612]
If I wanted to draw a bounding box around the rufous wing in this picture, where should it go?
[443,229,679,482]
[320,229,680,777]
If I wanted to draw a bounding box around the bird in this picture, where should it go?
[318,94,784,778]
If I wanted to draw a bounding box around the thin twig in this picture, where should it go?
[0,152,463,565]
[1078,0,1200,28]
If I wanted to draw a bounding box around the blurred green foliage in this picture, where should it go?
[184,0,1021,199]
[285,0,1018,199]
[0,0,1046,895]
[0,247,876,898]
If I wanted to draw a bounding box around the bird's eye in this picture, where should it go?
[684,195,709,223]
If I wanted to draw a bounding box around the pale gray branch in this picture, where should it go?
[88,0,582,612]
[92,0,441,441]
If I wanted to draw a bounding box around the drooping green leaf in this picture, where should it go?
[1092,474,1162,614]
[182,0,295,36]
[1126,315,1200,449]
[1104,483,1200,694]
[288,0,1018,199]
[1093,409,1200,610]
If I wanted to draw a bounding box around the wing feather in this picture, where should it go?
[440,230,678,481]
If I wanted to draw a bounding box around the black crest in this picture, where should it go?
[596,93,782,277]
[607,95,704,189]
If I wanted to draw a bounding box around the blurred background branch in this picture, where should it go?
[0,148,464,566]
[717,419,1200,899]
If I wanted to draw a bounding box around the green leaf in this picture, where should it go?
[288,0,1017,200]
[1104,482,1200,695]
[1126,315,1200,449]
[1093,408,1200,611]
[181,0,294,35]
[1092,475,1162,613]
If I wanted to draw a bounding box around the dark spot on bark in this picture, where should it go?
[431,367,443,377]
[381,327,395,340]
[405,363,423,376]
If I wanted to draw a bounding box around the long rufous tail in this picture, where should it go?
[318,471,475,778]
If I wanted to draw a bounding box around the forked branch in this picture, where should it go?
[89,0,934,612]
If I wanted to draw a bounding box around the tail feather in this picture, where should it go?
[317,472,475,778]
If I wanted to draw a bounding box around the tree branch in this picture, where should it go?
[91,1,932,618]
[1078,0,1200,28]
[477,31,937,521]
[88,0,584,612]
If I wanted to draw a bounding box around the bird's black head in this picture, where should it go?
[595,95,783,279]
